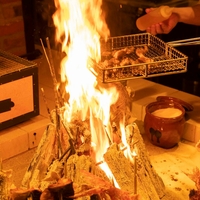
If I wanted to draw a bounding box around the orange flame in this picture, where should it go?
[52,0,117,161]
[52,0,137,188]
[53,0,113,122]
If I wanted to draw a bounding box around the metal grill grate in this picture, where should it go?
[0,49,36,76]
[94,33,188,83]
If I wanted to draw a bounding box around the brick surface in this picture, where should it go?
[0,21,24,36]
[0,0,25,56]
[2,4,22,19]
[2,31,25,49]
[0,1,23,26]
[7,46,27,56]
[0,32,26,56]
[0,0,21,4]
[9,46,27,56]
[0,127,29,160]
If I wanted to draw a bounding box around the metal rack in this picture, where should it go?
[93,33,188,83]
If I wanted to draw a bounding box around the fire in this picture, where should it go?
[52,0,131,187]
[52,0,112,123]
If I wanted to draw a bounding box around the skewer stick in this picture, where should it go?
[46,37,57,86]
[41,88,63,157]
[46,37,64,107]
[55,110,63,157]
[61,120,74,140]
[40,38,62,109]
[95,160,104,166]
[41,88,53,122]
[133,149,137,194]
[0,157,2,171]
[40,40,65,158]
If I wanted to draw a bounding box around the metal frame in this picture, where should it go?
[94,33,188,83]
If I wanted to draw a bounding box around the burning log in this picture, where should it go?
[109,82,134,128]
[0,160,12,200]
[104,143,136,193]
[18,81,166,200]
[9,188,42,200]
[65,153,111,200]
[70,170,139,200]
[40,178,74,200]
[132,124,166,199]
[104,123,165,200]
[21,123,60,189]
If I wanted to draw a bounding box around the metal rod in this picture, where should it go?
[55,110,63,157]
[168,37,200,43]
[40,38,51,68]
[40,39,65,159]
[168,37,200,47]
[40,38,63,108]
[133,155,137,194]
[0,158,2,171]
[46,37,57,86]
[45,37,64,107]
[41,88,53,122]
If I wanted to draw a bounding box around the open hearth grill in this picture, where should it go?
[93,33,188,83]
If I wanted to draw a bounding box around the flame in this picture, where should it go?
[52,0,136,189]
[121,123,138,165]
[52,0,113,123]
[53,0,116,163]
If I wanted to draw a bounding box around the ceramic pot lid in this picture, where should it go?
[156,96,194,112]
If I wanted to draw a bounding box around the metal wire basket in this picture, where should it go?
[93,33,188,83]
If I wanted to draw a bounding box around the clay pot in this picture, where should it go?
[144,101,186,149]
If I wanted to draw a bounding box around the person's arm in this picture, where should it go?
[174,4,200,26]
[146,4,200,35]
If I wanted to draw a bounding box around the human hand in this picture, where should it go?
[145,8,180,35]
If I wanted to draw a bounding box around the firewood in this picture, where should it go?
[65,154,95,200]
[21,123,59,189]
[46,178,74,200]
[70,170,139,200]
[65,154,113,200]
[9,188,42,200]
[40,188,54,200]
[40,159,64,191]
[65,154,95,184]
[18,75,166,200]
[104,143,136,194]
[129,123,166,199]
[0,160,13,200]
[109,82,132,126]
[104,123,166,200]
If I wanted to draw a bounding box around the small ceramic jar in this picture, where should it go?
[144,100,186,149]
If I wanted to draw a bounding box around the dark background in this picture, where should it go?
[22,0,200,96]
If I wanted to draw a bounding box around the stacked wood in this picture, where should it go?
[0,171,7,200]
[104,143,136,193]
[104,123,165,200]
[21,123,61,189]
[0,160,12,200]
[65,154,109,200]
[10,188,42,200]
[108,82,134,129]
[133,124,166,199]
[10,81,166,200]
[71,170,139,200]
